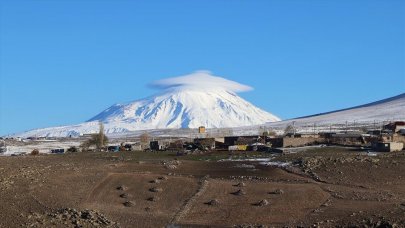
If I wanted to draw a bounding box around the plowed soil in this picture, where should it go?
[1,147,405,227]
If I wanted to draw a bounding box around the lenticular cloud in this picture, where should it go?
[149,70,253,93]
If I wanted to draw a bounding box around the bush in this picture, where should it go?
[31,149,39,156]
[67,146,78,153]
[284,125,295,136]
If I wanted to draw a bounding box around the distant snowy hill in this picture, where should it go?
[13,71,280,138]
[260,92,405,131]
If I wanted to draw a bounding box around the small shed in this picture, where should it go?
[150,141,167,151]
[373,142,404,152]
[130,144,142,151]
[198,126,206,134]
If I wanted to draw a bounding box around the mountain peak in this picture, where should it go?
[12,71,281,137]
[88,71,280,129]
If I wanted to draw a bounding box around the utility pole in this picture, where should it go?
[292,121,296,135]
[345,121,348,133]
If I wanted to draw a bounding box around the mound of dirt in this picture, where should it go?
[119,193,129,198]
[254,199,269,207]
[123,201,134,207]
[234,182,246,187]
[231,189,246,196]
[269,189,284,195]
[206,199,220,206]
[147,196,159,202]
[116,185,127,191]
[149,179,161,184]
[158,176,168,180]
[149,187,163,193]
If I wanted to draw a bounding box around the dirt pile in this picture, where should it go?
[162,160,181,169]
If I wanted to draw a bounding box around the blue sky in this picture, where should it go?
[0,0,404,135]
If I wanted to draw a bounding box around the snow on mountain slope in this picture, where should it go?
[88,88,279,129]
[13,71,280,138]
[102,92,405,138]
[261,92,405,130]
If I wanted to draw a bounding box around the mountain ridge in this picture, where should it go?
[294,93,405,120]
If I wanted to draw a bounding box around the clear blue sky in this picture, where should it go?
[1,0,404,135]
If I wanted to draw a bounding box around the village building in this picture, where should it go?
[383,121,405,133]
[198,126,206,134]
[150,141,168,151]
[268,135,324,148]
[373,142,404,152]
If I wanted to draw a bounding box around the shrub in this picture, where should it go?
[67,146,78,153]
[31,149,39,156]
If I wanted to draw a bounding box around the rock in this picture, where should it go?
[158,176,168,180]
[80,210,92,220]
[34,208,119,227]
[162,160,181,169]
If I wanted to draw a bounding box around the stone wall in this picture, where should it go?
[282,137,325,148]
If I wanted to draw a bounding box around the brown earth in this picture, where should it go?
[1,147,405,227]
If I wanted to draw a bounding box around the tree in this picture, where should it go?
[31,149,39,156]
[67,146,78,153]
[80,122,108,151]
[267,130,277,137]
[98,122,105,149]
[284,125,295,136]
[140,132,150,145]
[197,138,215,150]
[235,137,255,145]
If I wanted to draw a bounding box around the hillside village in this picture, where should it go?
[2,121,404,156]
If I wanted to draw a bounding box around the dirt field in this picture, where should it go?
[1,147,405,227]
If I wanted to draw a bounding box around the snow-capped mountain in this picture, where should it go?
[88,88,280,129]
[13,71,280,137]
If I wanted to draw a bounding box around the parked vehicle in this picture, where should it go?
[51,148,65,154]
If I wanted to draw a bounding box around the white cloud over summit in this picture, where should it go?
[149,70,253,93]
